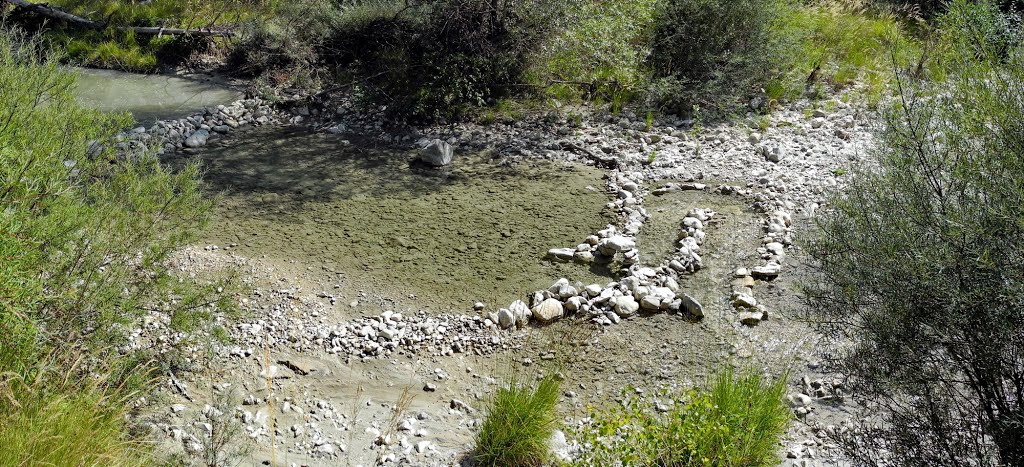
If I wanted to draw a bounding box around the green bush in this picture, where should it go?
[0,29,220,464]
[572,368,790,466]
[530,0,658,105]
[770,3,919,106]
[805,1,1024,464]
[473,372,561,466]
[647,0,791,115]
[320,0,562,121]
[12,0,275,72]
[227,0,339,86]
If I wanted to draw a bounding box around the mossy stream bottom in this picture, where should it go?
[176,127,616,311]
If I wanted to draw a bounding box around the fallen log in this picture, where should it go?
[3,0,235,37]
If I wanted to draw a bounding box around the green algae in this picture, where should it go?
[183,127,616,311]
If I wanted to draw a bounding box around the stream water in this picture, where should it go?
[173,127,616,310]
[73,68,242,125]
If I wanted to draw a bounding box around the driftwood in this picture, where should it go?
[560,141,621,170]
[3,0,235,37]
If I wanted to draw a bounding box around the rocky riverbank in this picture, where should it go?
[117,85,876,465]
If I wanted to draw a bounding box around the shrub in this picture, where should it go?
[529,0,658,105]
[647,0,792,115]
[227,0,340,86]
[572,368,790,466]
[0,28,220,464]
[321,0,562,121]
[473,372,561,466]
[804,1,1024,464]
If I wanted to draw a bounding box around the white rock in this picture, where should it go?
[739,310,764,326]
[184,129,209,148]
[418,139,453,166]
[612,295,639,317]
[532,298,564,323]
[547,248,575,262]
[605,236,635,252]
[733,293,757,308]
[550,429,571,462]
[316,443,336,455]
[680,293,703,318]
[497,308,514,329]
[640,295,661,311]
[752,263,782,278]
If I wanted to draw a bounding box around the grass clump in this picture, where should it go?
[572,368,790,466]
[0,355,151,467]
[473,372,561,467]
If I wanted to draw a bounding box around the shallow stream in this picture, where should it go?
[73,68,242,124]
[173,127,616,311]
[74,68,618,311]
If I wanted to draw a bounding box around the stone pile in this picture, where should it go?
[501,207,715,329]
[101,98,280,161]
[731,209,792,326]
[548,171,648,269]
[536,166,716,328]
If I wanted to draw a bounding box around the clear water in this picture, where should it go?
[171,126,617,311]
[73,68,241,125]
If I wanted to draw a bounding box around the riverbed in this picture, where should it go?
[169,126,616,311]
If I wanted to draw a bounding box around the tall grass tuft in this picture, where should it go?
[473,372,561,467]
[572,367,791,466]
[0,354,152,466]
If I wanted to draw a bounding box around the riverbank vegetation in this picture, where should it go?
[570,368,790,466]
[3,0,1024,465]
[806,1,1024,464]
[0,30,224,464]
[0,0,959,119]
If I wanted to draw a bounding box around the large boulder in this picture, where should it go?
[418,139,453,166]
[532,298,564,323]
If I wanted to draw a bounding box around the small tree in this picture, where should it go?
[805,2,1024,465]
